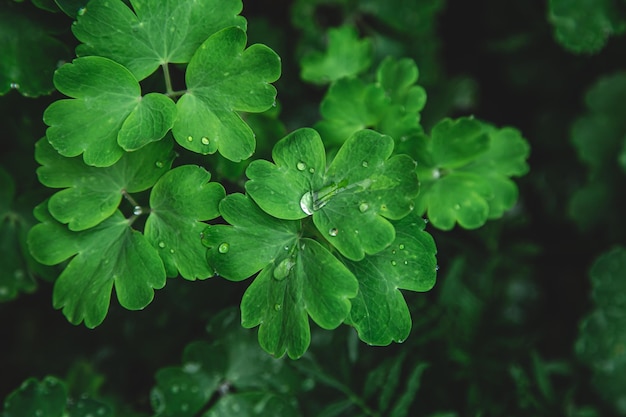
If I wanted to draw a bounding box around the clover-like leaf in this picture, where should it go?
[145,165,225,280]
[415,117,529,230]
[0,7,69,97]
[345,211,437,345]
[246,128,419,261]
[27,201,166,328]
[300,25,372,84]
[172,26,281,162]
[72,0,247,80]
[2,376,66,417]
[35,137,174,231]
[548,0,626,54]
[202,194,358,358]
[43,56,177,166]
[207,392,299,417]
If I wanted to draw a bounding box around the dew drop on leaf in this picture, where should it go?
[77,7,86,16]
[309,167,315,173]
[133,205,142,216]
[404,260,409,265]
[10,82,19,89]
[300,191,314,215]
[328,228,338,237]
[399,244,405,250]
[274,303,282,311]
[454,204,461,210]
[296,161,306,171]
[186,135,193,142]
[201,137,210,145]
[273,257,295,280]
[358,202,369,213]
[362,161,369,168]
[155,161,164,168]
[169,249,175,254]
[158,241,166,248]
[218,242,230,254]
[391,260,397,266]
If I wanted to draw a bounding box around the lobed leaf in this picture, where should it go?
[72,0,247,80]
[43,56,176,166]
[300,25,372,84]
[2,376,66,417]
[172,27,281,162]
[35,137,174,231]
[145,165,225,280]
[345,212,437,345]
[415,117,529,230]
[27,201,166,328]
[246,128,419,260]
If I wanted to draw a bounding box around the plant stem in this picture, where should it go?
[162,63,173,95]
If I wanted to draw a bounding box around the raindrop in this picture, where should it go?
[133,205,142,216]
[201,137,210,145]
[77,7,86,16]
[218,242,230,253]
[273,257,295,280]
[358,202,369,213]
[404,260,409,265]
[409,202,415,211]
[186,135,193,142]
[299,192,314,215]
[169,249,175,254]
[296,161,306,171]
[391,260,397,266]
[155,161,164,168]
[10,82,19,89]
[435,265,440,271]
[309,167,315,174]
[392,249,396,255]
[399,244,405,250]
[158,241,166,248]
[284,245,289,251]
[272,101,277,107]
[328,228,338,237]
[362,161,369,168]
[274,303,282,311]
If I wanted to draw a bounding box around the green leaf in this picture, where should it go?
[35,137,174,231]
[548,0,626,54]
[300,25,372,84]
[72,0,247,80]
[172,26,281,162]
[0,7,69,97]
[202,194,358,358]
[207,392,299,417]
[2,376,66,417]
[55,0,89,18]
[415,118,529,230]
[43,56,176,166]
[145,165,225,280]
[389,363,429,417]
[27,201,166,328]
[345,212,437,345]
[246,128,419,260]
[67,397,112,417]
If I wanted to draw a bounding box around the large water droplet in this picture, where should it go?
[300,192,314,215]
[218,242,230,254]
[359,202,369,213]
[77,7,86,16]
[155,161,164,168]
[273,257,295,280]
[201,137,210,145]
[158,241,166,248]
[296,161,306,171]
[133,205,142,216]
[328,228,338,237]
[391,260,397,266]
[399,244,405,250]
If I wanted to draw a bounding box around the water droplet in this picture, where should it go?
[300,191,314,215]
[274,303,282,311]
[404,260,409,265]
[362,161,369,168]
[309,167,315,173]
[77,7,86,16]
[169,248,175,254]
[158,241,166,248]
[274,257,295,280]
[392,249,396,255]
[454,204,461,210]
[435,265,440,271]
[10,82,19,89]
[218,242,230,254]
[399,244,405,250]
[391,260,397,266]
[155,161,164,168]
[328,228,338,237]
[284,245,289,251]
[186,135,193,142]
[171,385,180,393]
[133,205,142,216]
[201,137,210,145]
[359,202,369,213]
[223,72,230,77]
[423,218,429,224]
[183,362,201,373]
[296,161,306,171]
[272,101,277,107]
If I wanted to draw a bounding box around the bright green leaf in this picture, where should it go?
[27,201,166,328]
[415,118,529,230]
[300,25,372,84]
[35,137,174,231]
[246,128,419,260]
[72,0,247,80]
[207,392,299,417]
[0,8,69,97]
[202,194,357,358]
[2,376,66,417]
[345,212,437,345]
[43,56,176,166]
[172,27,281,162]
[145,165,225,280]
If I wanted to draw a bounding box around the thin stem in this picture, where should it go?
[122,189,139,208]
[162,63,174,95]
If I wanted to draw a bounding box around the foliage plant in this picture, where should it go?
[2,0,626,416]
